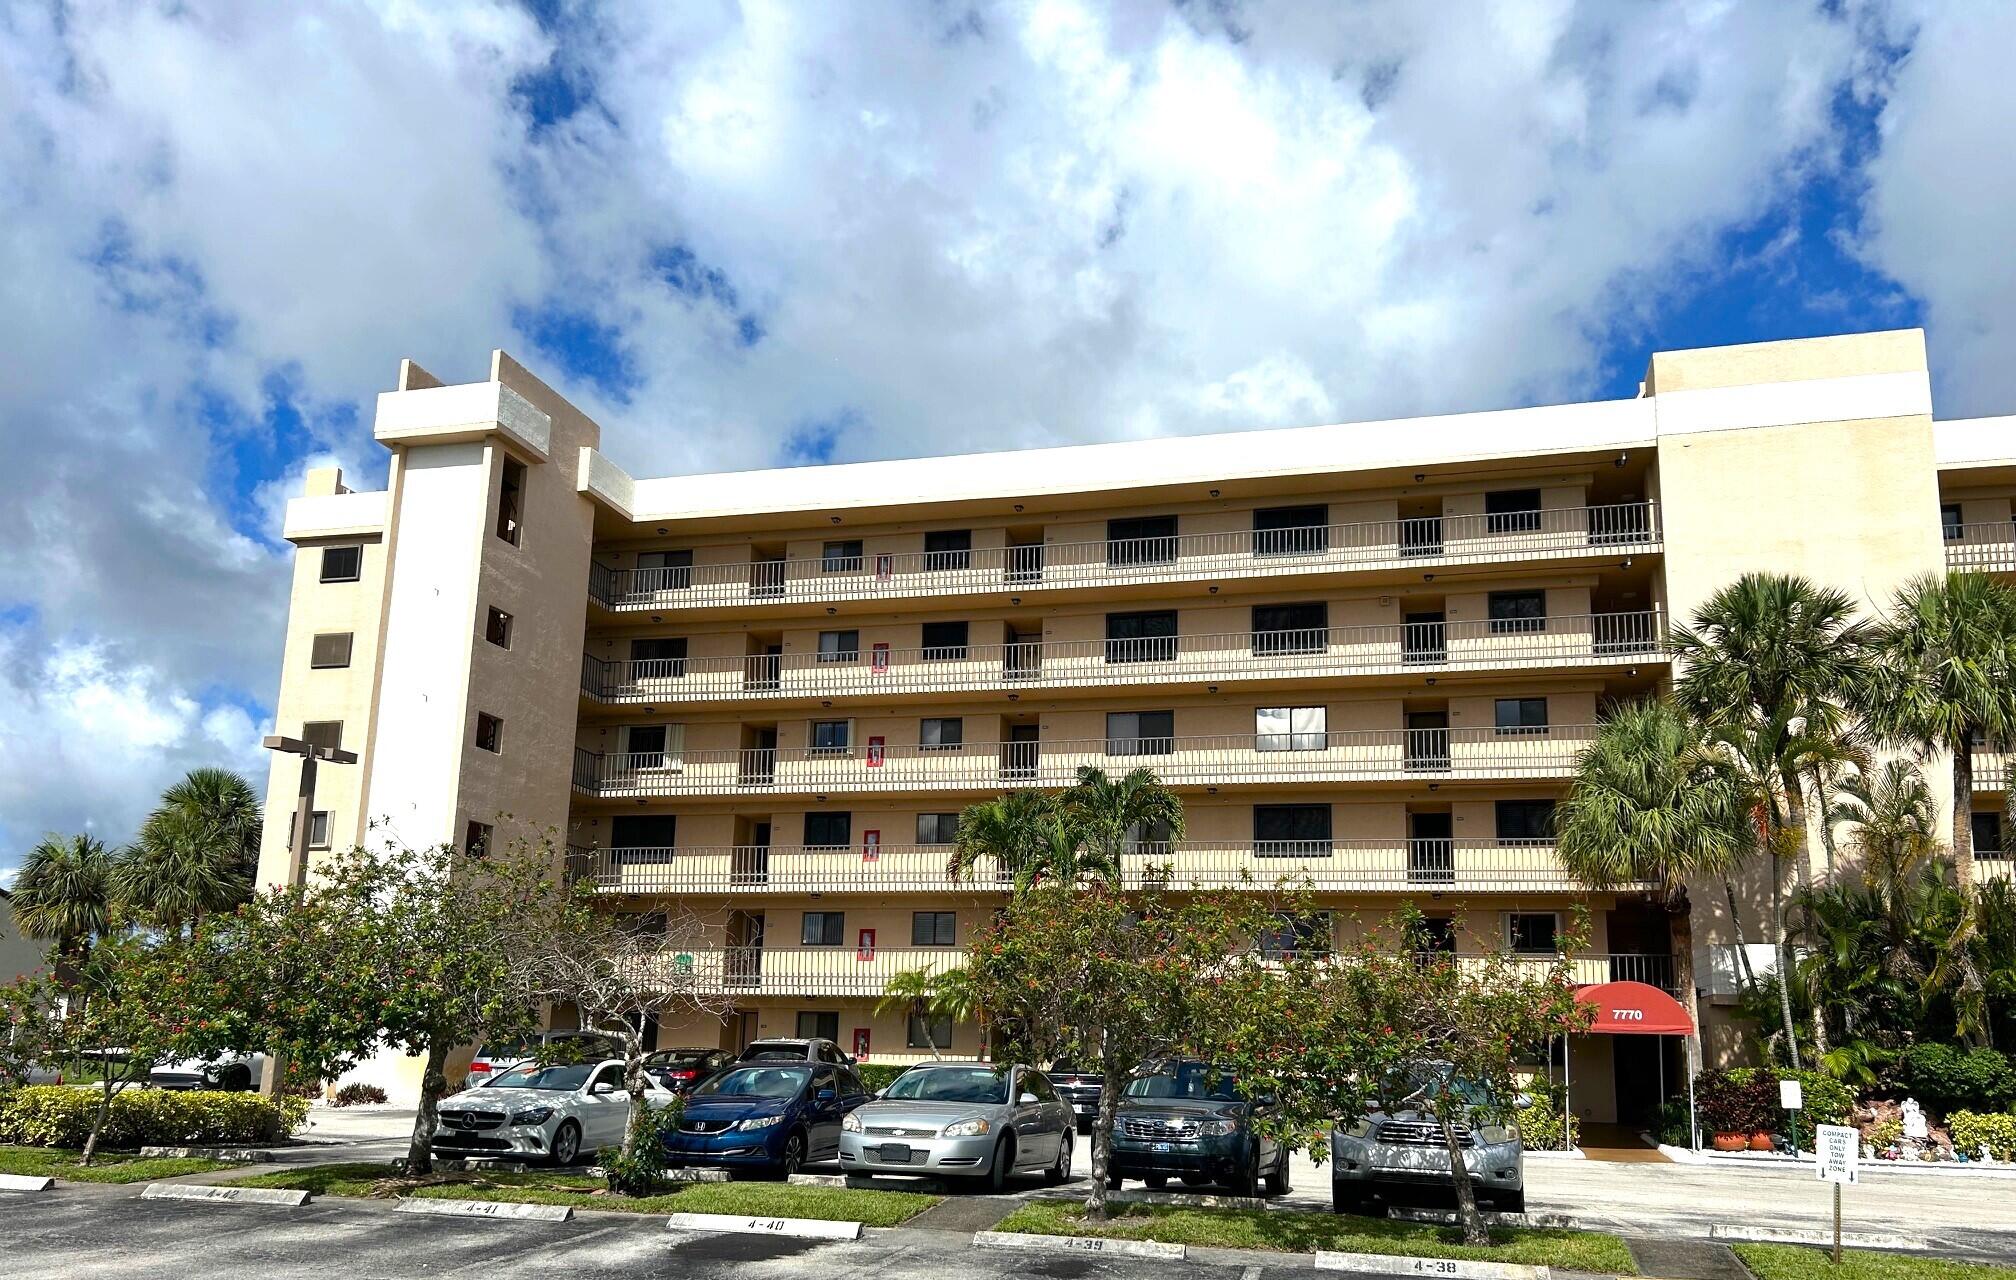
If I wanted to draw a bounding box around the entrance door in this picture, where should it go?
[1612,1036,1665,1126]
[1003,723,1040,781]
[1402,612,1447,663]
[1408,811,1454,884]
[1404,711,1450,771]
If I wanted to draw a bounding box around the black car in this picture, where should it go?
[644,1047,735,1094]
[736,1037,855,1066]
[1106,1059,1290,1198]
[1047,1061,1103,1133]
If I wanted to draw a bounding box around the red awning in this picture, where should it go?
[1573,980,1694,1036]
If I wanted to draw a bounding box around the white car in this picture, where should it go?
[150,1052,264,1092]
[433,1058,675,1166]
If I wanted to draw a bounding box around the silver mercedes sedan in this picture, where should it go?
[838,1061,1075,1191]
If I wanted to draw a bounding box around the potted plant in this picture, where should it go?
[1697,1071,1771,1151]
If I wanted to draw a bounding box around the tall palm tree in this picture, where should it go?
[1671,572,1872,1069]
[12,834,113,961]
[946,790,1062,887]
[1830,760,1942,909]
[115,768,262,931]
[1060,765,1186,879]
[1555,699,1750,1068]
[1860,572,2016,889]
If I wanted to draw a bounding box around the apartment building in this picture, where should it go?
[262,330,2016,1115]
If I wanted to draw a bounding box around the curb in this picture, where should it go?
[0,1175,53,1193]
[394,1197,572,1222]
[140,1183,310,1207]
[668,1211,862,1240]
[974,1230,1184,1260]
[1315,1250,1551,1279]
[1708,1224,1926,1252]
[139,1146,285,1163]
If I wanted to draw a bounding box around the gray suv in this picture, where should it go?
[1329,1069,1525,1214]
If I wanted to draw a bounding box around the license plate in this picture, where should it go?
[1152,1142,1173,1153]
[879,1144,913,1163]
[1074,1104,1094,1113]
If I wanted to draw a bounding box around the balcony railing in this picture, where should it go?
[582,612,1664,705]
[571,725,1596,798]
[1945,521,2016,573]
[589,502,1661,611]
[574,838,1642,895]
[625,946,1675,997]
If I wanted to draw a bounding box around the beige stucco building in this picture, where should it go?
[262,330,2016,1117]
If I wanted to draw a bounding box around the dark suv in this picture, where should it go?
[1047,1061,1102,1133]
[1106,1059,1289,1197]
[736,1037,855,1066]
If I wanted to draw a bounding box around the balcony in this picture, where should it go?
[626,946,1675,998]
[582,612,1664,706]
[589,503,1661,613]
[574,838,1641,896]
[571,725,1596,799]
[1946,521,2016,573]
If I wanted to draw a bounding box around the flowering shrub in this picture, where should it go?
[1947,1110,2016,1162]
[332,1082,389,1107]
[0,1086,304,1149]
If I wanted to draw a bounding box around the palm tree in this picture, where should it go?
[875,966,982,1060]
[1860,572,2016,889]
[1556,699,1750,1068]
[1060,765,1186,879]
[946,790,1062,887]
[1672,572,1872,1069]
[12,834,113,961]
[1830,760,1942,909]
[115,768,262,931]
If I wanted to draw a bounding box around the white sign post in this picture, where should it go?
[1780,1079,1804,1157]
[1814,1122,1859,1265]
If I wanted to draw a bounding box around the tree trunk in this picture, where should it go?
[1767,811,1802,1069]
[1783,782,1830,1059]
[1084,1061,1122,1222]
[81,1078,115,1167]
[1668,893,1700,1077]
[621,1028,651,1162]
[406,1038,452,1176]
[918,999,940,1060]
[1725,880,1758,990]
[1441,1104,1490,1246]
[1953,742,1977,890]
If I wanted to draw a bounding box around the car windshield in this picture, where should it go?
[693,1065,811,1100]
[883,1066,1010,1104]
[487,1062,594,1091]
[1124,1063,1241,1101]
[1048,1061,1086,1075]
[1381,1064,1492,1108]
[649,1050,713,1065]
[478,1037,537,1061]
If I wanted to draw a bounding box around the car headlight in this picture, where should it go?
[1198,1119,1238,1137]
[738,1114,784,1131]
[509,1107,554,1126]
[941,1117,990,1137]
[1339,1119,1374,1140]
[841,1112,863,1132]
[1478,1124,1519,1145]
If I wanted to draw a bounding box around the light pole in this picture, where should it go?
[256,734,357,1095]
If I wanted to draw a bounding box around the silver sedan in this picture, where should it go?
[839,1061,1075,1192]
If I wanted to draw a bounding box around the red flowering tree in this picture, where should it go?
[962,877,1281,1220]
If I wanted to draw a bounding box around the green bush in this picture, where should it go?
[332,1082,388,1107]
[1651,1099,1694,1148]
[600,1097,682,1192]
[1695,1070,1778,1134]
[856,1063,914,1092]
[1947,1110,2016,1162]
[1899,1044,2016,1114]
[1723,1068,1853,1128]
[1514,1100,1577,1150]
[0,1086,305,1149]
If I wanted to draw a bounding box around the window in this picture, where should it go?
[1488,590,1547,634]
[911,911,957,946]
[1256,706,1327,751]
[1494,697,1549,735]
[307,811,331,850]
[1507,912,1559,954]
[624,723,683,769]
[920,621,969,660]
[1106,610,1178,663]
[486,607,513,648]
[631,636,688,677]
[1484,488,1542,534]
[637,549,693,590]
[1106,710,1174,756]
[310,632,353,669]
[1124,819,1173,855]
[817,630,860,663]
[1252,603,1327,656]
[1260,911,1333,958]
[1254,804,1332,856]
[1254,504,1329,556]
[907,1013,954,1049]
[920,717,963,750]
[1412,916,1457,954]
[474,713,503,753]
[302,720,343,751]
[804,811,852,848]
[822,540,864,573]
[1973,811,2006,858]
[1495,799,1556,842]
[916,813,961,844]
[464,820,493,858]
[1943,502,1964,542]
[801,912,845,947]
[319,545,361,583]
[810,720,852,754]
[610,814,676,866]
[496,457,526,545]
[797,1011,840,1042]
[924,529,973,571]
[1107,515,1178,565]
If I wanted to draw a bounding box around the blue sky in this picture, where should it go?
[0,0,2011,867]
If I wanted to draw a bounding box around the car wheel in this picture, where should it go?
[1106,1168,1123,1190]
[1226,1149,1259,1198]
[1331,1182,1359,1215]
[548,1121,582,1167]
[1142,1174,1167,1189]
[1044,1133,1072,1186]
[218,1064,253,1092]
[985,1137,1014,1193]
[1497,1190,1526,1215]
[777,1131,806,1180]
[1264,1150,1290,1197]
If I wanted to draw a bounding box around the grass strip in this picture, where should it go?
[0,1144,230,1184]
[229,1161,938,1226]
[994,1198,1638,1272]
[1733,1244,2016,1280]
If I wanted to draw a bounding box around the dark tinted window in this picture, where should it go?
[1942,503,1964,541]
[1253,505,1328,556]
[822,541,863,572]
[1252,603,1327,655]
[1108,515,1178,565]
[1972,811,2005,856]
[319,545,361,582]
[921,621,969,660]
[810,720,851,752]
[916,813,960,844]
[817,631,859,662]
[1495,799,1556,841]
[1260,912,1332,958]
[1494,697,1548,734]
[610,814,676,866]
[310,632,353,668]
[1254,804,1331,856]
[1107,710,1174,756]
[802,912,844,946]
[805,812,852,847]
[1484,489,1542,533]
[924,529,973,570]
[1106,610,1178,663]
[797,1012,840,1041]
[1488,590,1546,633]
[911,911,957,946]
[920,717,963,749]
[1508,912,1558,953]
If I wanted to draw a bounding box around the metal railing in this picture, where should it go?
[574,838,1643,895]
[1945,520,2016,573]
[571,725,1596,798]
[621,946,1674,997]
[589,502,1661,611]
[581,611,1664,704]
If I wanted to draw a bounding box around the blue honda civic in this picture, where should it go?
[662,1060,871,1177]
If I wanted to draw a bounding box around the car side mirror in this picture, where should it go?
[874,1088,887,1098]
[1514,1092,1533,1109]
[1019,1092,1039,1105]
[817,1088,836,1102]
[590,1081,616,1096]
